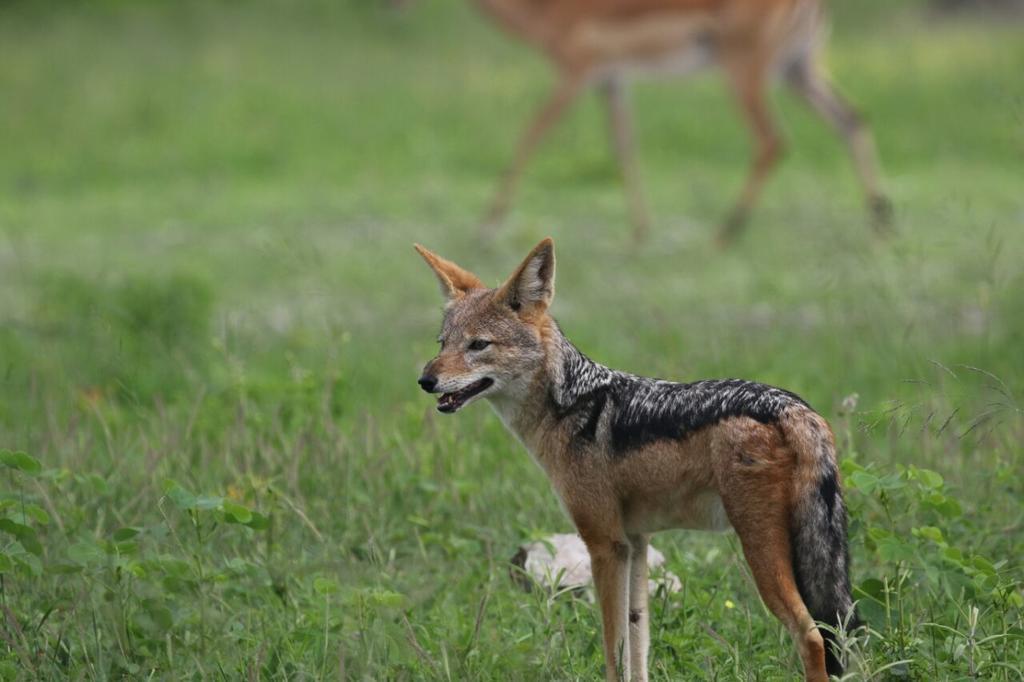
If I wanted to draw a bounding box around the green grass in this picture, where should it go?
[1,1,1023,679]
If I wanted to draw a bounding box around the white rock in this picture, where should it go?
[510,533,682,598]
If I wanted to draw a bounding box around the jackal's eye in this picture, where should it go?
[467,339,491,352]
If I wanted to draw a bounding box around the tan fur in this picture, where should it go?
[785,407,840,501]
[413,244,485,299]
[416,239,844,681]
[466,0,890,241]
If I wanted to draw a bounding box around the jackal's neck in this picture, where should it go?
[547,321,616,410]
[488,319,614,445]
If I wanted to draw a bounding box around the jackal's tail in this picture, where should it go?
[784,407,860,677]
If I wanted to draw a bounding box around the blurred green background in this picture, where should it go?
[0,0,1022,679]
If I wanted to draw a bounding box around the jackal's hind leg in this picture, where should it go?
[719,455,828,682]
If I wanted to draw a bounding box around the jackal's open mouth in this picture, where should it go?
[437,378,493,414]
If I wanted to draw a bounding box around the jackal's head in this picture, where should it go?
[415,238,555,413]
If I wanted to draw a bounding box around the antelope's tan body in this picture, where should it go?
[469,0,891,240]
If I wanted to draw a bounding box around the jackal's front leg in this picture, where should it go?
[627,534,650,682]
[588,539,632,682]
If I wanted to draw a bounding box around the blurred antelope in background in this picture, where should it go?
[440,0,893,242]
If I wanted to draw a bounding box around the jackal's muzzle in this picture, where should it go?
[427,377,493,413]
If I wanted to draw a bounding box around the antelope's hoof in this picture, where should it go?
[715,209,749,248]
[869,195,895,235]
[630,217,651,244]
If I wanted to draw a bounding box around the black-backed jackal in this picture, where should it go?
[416,238,858,681]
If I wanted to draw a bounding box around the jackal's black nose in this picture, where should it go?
[418,375,438,393]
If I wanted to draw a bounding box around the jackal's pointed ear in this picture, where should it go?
[497,238,555,315]
[414,244,484,300]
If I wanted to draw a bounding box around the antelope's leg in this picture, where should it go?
[718,56,783,244]
[483,74,586,231]
[602,78,652,240]
[786,59,892,232]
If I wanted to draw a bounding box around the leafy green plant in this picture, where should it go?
[843,459,1023,678]
[0,450,45,578]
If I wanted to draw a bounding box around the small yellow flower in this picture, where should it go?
[724,600,735,609]
[226,484,245,502]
